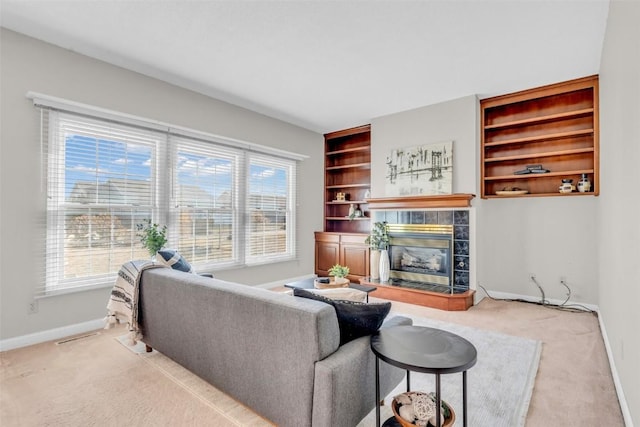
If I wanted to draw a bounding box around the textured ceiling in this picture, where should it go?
[1,0,610,133]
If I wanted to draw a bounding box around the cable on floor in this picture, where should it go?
[478,283,597,315]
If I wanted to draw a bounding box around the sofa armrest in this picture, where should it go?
[311,315,413,427]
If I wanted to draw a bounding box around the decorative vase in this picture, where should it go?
[577,173,591,192]
[370,249,381,280]
[379,249,390,283]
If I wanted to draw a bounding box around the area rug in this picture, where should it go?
[357,314,542,427]
[116,314,541,427]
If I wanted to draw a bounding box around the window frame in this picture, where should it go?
[34,94,303,296]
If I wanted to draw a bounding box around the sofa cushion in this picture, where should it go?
[156,249,193,273]
[293,288,391,345]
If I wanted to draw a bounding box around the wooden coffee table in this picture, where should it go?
[371,325,477,427]
[285,277,376,302]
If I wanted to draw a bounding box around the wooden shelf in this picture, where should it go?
[484,108,594,130]
[326,162,371,170]
[481,75,599,198]
[483,129,594,147]
[327,200,368,204]
[326,183,370,189]
[485,148,595,163]
[326,146,370,156]
[484,169,595,181]
[323,124,371,234]
[366,194,475,210]
[326,217,370,221]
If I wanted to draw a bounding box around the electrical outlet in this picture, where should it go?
[28,300,39,315]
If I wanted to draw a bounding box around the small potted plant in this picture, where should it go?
[137,219,168,258]
[327,264,350,286]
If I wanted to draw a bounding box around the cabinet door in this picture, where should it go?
[340,243,370,280]
[315,241,340,277]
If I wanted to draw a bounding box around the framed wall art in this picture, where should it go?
[385,141,453,196]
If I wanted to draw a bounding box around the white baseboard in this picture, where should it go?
[0,318,105,352]
[478,288,633,426]
[597,311,635,427]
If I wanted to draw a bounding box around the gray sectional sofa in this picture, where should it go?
[138,268,412,427]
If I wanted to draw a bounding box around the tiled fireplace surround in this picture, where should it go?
[370,209,471,293]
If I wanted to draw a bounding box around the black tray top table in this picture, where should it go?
[284,277,376,302]
[371,325,477,427]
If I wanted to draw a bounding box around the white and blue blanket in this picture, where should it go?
[104,260,167,345]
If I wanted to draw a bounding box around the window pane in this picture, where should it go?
[65,135,153,205]
[173,143,238,267]
[176,209,234,264]
[61,209,150,281]
[46,113,159,292]
[247,157,292,261]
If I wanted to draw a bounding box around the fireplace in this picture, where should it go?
[361,196,475,310]
[387,224,458,294]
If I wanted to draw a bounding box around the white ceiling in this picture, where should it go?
[1,0,610,133]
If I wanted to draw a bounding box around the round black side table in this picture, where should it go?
[371,325,477,427]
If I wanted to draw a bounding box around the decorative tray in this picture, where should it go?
[495,190,528,195]
[314,277,349,289]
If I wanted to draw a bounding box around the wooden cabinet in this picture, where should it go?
[480,75,599,198]
[324,125,371,233]
[315,232,370,282]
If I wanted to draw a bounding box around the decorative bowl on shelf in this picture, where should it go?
[391,392,455,427]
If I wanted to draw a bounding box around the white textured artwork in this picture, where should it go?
[385,141,453,196]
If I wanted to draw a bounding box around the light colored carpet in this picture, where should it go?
[0,297,624,426]
[357,316,540,426]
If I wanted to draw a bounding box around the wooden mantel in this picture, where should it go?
[365,193,475,210]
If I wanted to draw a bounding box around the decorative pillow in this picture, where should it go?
[293,288,391,345]
[156,249,193,273]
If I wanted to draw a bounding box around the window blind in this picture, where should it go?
[33,94,301,296]
[170,135,242,268]
[245,152,296,265]
[39,111,163,296]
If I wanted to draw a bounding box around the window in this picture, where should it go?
[37,99,300,296]
[45,113,161,294]
[246,153,296,265]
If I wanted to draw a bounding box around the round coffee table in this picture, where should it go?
[371,325,477,427]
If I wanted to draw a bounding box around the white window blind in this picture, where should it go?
[33,93,302,296]
[41,111,163,295]
[245,153,296,264]
[170,135,241,268]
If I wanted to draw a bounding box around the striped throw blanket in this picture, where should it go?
[104,260,167,345]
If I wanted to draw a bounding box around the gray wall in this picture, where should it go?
[598,1,640,424]
[0,29,324,341]
[370,95,599,305]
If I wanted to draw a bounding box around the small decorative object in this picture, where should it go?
[136,219,168,258]
[363,189,371,199]
[348,203,356,220]
[496,186,528,196]
[379,249,390,283]
[354,206,363,217]
[325,264,350,287]
[366,222,390,281]
[392,391,455,427]
[335,192,347,201]
[577,173,591,192]
[370,250,381,280]
[559,179,575,194]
